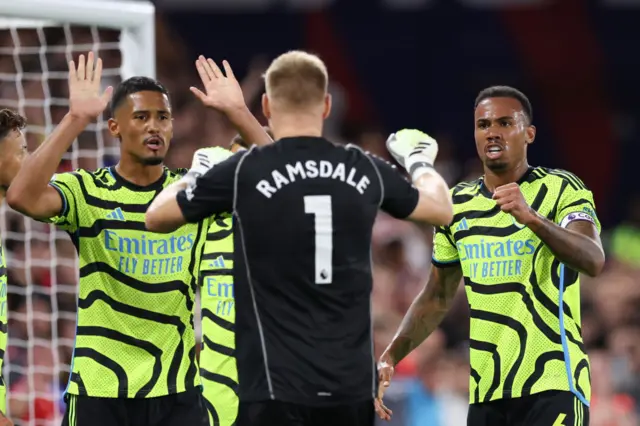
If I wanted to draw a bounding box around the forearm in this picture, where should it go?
[413,170,453,226]
[145,179,189,233]
[527,213,604,277]
[10,113,88,202]
[381,267,460,365]
[225,106,272,147]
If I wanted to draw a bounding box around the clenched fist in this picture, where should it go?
[492,183,536,227]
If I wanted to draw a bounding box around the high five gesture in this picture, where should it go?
[190,56,246,114]
[68,51,113,120]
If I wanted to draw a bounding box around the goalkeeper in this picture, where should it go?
[145,51,452,426]
[6,53,265,426]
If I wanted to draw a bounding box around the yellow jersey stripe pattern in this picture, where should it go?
[47,167,206,398]
[0,243,6,414]
[432,167,599,406]
[199,212,237,426]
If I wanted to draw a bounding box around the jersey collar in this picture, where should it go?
[109,166,169,191]
[478,166,535,199]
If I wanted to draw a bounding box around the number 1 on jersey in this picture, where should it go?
[304,195,333,284]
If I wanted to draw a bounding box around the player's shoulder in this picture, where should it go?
[450,177,483,205]
[51,166,112,187]
[533,166,591,192]
[344,143,398,169]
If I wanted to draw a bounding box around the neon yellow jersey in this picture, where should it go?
[47,167,207,398]
[432,167,599,406]
[199,212,237,426]
[0,242,7,413]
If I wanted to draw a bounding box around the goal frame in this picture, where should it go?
[0,0,156,78]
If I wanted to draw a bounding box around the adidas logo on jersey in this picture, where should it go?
[209,255,226,269]
[455,218,469,231]
[106,207,125,221]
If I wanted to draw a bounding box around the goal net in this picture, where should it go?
[0,1,154,424]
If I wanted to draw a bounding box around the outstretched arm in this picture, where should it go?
[146,149,241,233]
[190,56,272,147]
[7,52,112,220]
[381,265,462,366]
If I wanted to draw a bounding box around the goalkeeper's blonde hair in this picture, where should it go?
[264,51,328,112]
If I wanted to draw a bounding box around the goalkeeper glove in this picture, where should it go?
[184,147,233,185]
[386,129,439,181]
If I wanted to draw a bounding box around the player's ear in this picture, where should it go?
[525,124,536,145]
[322,94,332,120]
[107,118,121,140]
[262,94,271,120]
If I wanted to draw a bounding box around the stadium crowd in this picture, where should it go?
[0,19,638,426]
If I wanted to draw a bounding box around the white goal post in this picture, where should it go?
[0,0,156,79]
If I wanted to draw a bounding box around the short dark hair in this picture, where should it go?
[110,76,170,117]
[474,85,533,123]
[229,126,273,149]
[0,109,27,141]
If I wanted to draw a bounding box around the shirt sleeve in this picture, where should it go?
[176,151,244,224]
[431,225,460,267]
[45,171,82,232]
[554,177,601,233]
[369,155,419,219]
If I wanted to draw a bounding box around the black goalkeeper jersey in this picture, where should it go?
[177,137,419,406]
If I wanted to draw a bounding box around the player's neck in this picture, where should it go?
[483,160,530,192]
[270,115,323,139]
[114,160,165,187]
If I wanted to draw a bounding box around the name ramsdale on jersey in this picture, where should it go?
[255,160,371,197]
[104,230,196,275]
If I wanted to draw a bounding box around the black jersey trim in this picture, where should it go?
[200,368,238,395]
[469,339,500,402]
[76,325,162,398]
[77,218,146,238]
[77,172,156,213]
[73,347,129,398]
[202,308,234,332]
[207,228,233,241]
[78,290,188,396]
[471,308,527,395]
[478,166,535,198]
[431,258,460,268]
[203,398,221,426]
[79,262,191,302]
[203,335,235,357]
[521,351,565,396]
[109,166,169,192]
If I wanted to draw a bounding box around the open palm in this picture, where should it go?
[190,56,246,113]
[68,51,113,120]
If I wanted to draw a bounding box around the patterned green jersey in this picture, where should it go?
[0,242,7,413]
[199,212,237,426]
[47,167,206,398]
[432,167,599,406]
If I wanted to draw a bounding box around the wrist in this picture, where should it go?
[222,104,251,122]
[379,351,397,367]
[65,112,92,124]
[524,208,544,229]
[406,155,436,181]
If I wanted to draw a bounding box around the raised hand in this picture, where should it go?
[68,51,113,121]
[190,56,246,114]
